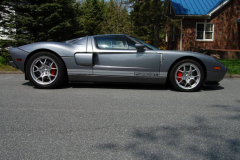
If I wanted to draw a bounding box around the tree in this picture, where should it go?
[80,0,104,35]
[0,0,16,40]
[100,0,132,35]
[0,0,16,60]
[128,0,170,48]
[11,0,83,45]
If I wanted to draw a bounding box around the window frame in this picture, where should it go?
[196,22,214,41]
[124,36,138,50]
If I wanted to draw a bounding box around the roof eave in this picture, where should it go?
[207,0,231,16]
[175,15,210,18]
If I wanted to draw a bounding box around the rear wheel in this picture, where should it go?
[26,52,66,89]
[169,59,204,92]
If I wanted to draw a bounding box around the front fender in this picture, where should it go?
[159,50,227,82]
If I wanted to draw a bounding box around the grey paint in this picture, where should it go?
[68,74,166,84]
[9,47,29,72]
[91,36,161,83]
[19,42,85,57]
[9,61,18,69]
[72,37,88,46]
[158,50,227,75]
[86,36,93,52]
[9,34,228,85]
[74,53,93,66]
[62,57,93,75]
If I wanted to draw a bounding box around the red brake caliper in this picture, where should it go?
[177,70,182,82]
[50,64,56,75]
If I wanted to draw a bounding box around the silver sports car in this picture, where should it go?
[9,34,228,91]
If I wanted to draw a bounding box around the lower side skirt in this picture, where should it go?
[68,74,167,84]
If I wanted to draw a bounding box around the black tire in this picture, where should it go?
[169,59,204,92]
[26,52,66,89]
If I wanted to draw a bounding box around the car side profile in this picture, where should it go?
[9,34,228,92]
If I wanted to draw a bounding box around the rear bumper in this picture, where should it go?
[9,47,29,72]
[9,61,18,69]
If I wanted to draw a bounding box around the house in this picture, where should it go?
[165,0,240,52]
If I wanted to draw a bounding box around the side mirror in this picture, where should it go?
[135,44,145,52]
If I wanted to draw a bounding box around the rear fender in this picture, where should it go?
[19,42,85,57]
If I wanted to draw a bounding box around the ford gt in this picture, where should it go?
[9,34,228,91]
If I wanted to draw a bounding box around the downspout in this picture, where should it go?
[180,17,184,51]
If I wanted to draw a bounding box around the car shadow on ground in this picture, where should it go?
[22,81,225,91]
[22,81,168,90]
[201,85,224,91]
[69,82,169,91]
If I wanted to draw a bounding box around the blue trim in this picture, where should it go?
[171,0,228,15]
[238,19,240,23]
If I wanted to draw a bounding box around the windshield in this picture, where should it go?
[130,36,159,50]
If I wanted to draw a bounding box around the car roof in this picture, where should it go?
[93,34,127,37]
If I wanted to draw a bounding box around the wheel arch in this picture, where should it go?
[24,49,68,80]
[166,56,207,82]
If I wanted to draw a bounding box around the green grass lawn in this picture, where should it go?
[0,56,19,71]
[219,59,240,74]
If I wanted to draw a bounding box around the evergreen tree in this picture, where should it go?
[0,0,16,60]
[13,0,83,45]
[0,0,15,39]
[100,0,132,35]
[80,0,104,35]
[128,0,170,48]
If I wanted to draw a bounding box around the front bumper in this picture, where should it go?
[205,66,228,83]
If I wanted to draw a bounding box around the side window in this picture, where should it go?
[125,37,136,49]
[95,36,127,49]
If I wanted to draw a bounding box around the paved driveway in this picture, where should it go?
[0,74,240,160]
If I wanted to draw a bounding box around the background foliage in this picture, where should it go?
[1,0,170,46]
[0,0,171,68]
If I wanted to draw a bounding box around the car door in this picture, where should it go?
[92,35,161,83]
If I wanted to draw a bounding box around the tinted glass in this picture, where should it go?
[206,24,213,32]
[125,37,136,49]
[197,24,204,32]
[130,36,159,50]
[95,36,127,49]
[205,32,213,39]
[197,32,203,39]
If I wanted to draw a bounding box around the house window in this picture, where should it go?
[196,23,214,41]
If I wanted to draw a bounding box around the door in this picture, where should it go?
[92,35,161,82]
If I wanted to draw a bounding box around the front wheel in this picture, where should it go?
[169,59,204,92]
[26,52,66,89]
